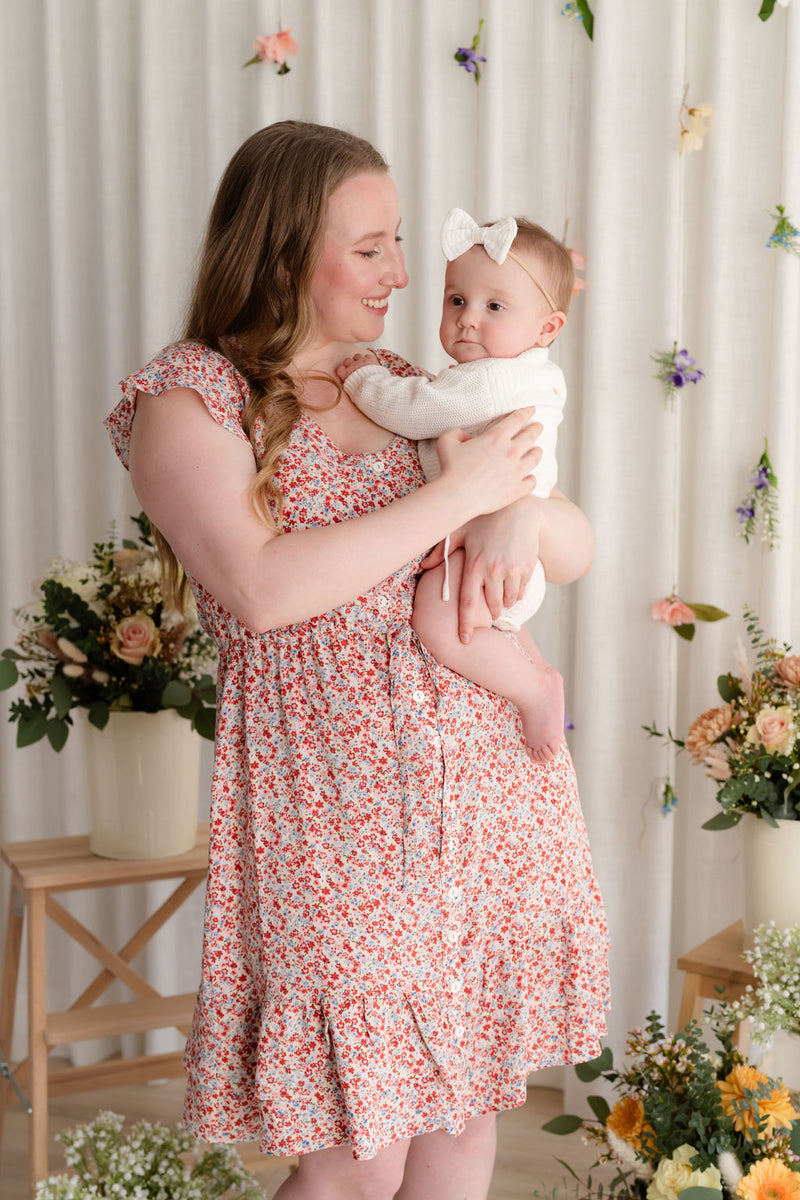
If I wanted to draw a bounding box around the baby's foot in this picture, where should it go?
[519,666,565,763]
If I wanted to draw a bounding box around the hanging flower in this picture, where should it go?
[568,248,587,294]
[679,95,714,154]
[454,18,486,83]
[652,343,704,406]
[651,595,728,641]
[243,28,298,74]
[766,204,800,257]
[561,1,594,39]
[737,440,779,548]
[661,778,678,815]
[759,0,793,21]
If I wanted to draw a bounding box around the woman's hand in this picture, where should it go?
[435,408,542,516]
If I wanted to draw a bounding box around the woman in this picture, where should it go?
[106,121,609,1200]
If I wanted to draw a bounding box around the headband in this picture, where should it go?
[440,207,558,312]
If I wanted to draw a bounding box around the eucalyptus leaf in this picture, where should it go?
[675,623,696,641]
[541,1113,584,1135]
[51,672,74,720]
[702,811,740,831]
[575,1045,613,1080]
[679,1190,729,1200]
[88,701,110,730]
[45,718,69,752]
[1,648,22,660]
[194,706,216,741]
[121,539,139,549]
[0,658,19,689]
[17,712,48,747]
[587,1094,611,1123]
[717,674,741,702]
[162,679,192,708]
[790,1117,800,1156]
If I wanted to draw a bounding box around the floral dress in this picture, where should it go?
[106,342,610,1161]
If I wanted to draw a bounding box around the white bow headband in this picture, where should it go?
[440,207,557,312]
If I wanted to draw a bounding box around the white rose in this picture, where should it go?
[647,1145,722,1200]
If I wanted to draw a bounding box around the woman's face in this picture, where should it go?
[307,172,408,353]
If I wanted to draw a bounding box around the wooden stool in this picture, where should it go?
[677,920,755,1050]
[0,827,209,1191]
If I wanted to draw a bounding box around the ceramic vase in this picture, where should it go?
[741,813,800,934]
[83,708,201,859]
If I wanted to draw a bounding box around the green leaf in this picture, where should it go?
[554,1158,584,1183]
[88,701,110,730]
[121,538,139,549]
[587,1094,611,1123]
[687,603,729,623]
[717,673,742,702]
[1,648,22,660]
[193,706,216,741]
[575,1045,613,1080]
[759,0,777,19]
[541,1113,584,1135]
[50,672,74,720]
[759,806,779,827]
[242,53,261,67]
[17,711,48,748]
[675,622,696,641]
[45,718,69,752]
[790,1118,800,1156]
[0,657,19,689]
[679,1190,728,1200]
[575,0,594,38]
[702,811,741,831]
[162,679,192,708]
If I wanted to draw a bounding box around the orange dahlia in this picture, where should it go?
[606,1096,645,1147]
[686,704,735,763]
[737,1158,800,1200]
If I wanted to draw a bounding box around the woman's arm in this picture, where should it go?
[128,388,542,632]
[423,488,594,643]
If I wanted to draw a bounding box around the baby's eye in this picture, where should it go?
[488,302,504,312]
[450,296,465,307]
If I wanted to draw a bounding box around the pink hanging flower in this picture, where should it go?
[652,596,695,628]
[244,29,298,74]
[568,248,587,295]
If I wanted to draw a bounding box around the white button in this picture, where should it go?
[370,457,386,473]
[448,886,462,903]
[445,928,458,944]
[412,688,426,702]
[376,595,389,610]
[455,1024,465,1040]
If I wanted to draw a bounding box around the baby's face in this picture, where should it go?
[439,246,555,364]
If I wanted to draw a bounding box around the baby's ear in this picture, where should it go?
[537,311,567,347]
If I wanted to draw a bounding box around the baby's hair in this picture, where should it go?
[498,218,575,314]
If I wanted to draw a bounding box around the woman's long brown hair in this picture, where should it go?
[155,121,389,609]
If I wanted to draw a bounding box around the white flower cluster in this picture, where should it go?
[729,922,800,1043]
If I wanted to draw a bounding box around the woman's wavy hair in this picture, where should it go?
[156,120,388,607]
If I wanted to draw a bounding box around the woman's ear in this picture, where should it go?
[537,311,567,347]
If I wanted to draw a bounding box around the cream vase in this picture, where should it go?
[83,708,201,859]
[741,813,800,934]
[755,1030,800,1092]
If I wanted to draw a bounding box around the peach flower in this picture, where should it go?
[110,613,161,665]
[746,706,797,756]
[702,744,732,781]
[686,705,735,764]
[253,28,298,65]
[651,596,694,627]
[775,655,800,689]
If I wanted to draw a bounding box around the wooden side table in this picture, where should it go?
[0,826,209,1191]
[677,920,755,1050]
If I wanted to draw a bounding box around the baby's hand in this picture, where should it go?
[335,350,379,381]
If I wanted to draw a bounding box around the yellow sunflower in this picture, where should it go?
[737,1158,800,1200]
[606,1096,645,1147]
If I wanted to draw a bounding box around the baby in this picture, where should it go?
[336,208,574,761]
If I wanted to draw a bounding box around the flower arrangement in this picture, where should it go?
[35,1110,263,1199]
[679,94,714,155]
[541,1010,800,1200]
[243,28,298,73]
[652,345,705,406]
[729,923,800,1046]
[737,442,779,549]
[454,18,486,82]
[647,612,800,830]
[0,515,217,751]
[766,206,800,258]
[651,595,728,642]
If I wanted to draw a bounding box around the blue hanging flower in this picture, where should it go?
[454,18,486,83]
[766,204,800,257]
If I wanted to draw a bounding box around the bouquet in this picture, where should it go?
[543,1010,800,1200]
[35,1110,263,1199]
[647,613,800,830]
[1,515,217,751]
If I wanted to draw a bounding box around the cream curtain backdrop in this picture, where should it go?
[1,0,799,1101]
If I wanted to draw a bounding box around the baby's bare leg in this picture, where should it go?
[412,551,564,762]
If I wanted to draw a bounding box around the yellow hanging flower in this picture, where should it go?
[737,1158,800,1200]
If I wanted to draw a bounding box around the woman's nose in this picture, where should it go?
[381,243,409,290]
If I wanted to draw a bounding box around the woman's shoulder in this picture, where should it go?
[106,341,251,469]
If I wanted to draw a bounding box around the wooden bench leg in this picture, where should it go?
[0,881,26,1160]
[678,972,700,1031]
[27,888,49,1192]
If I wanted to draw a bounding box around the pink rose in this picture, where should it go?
[111,613,161,665]
[776,656,800,689]
[746,706,797,756]
[651,596,694,627]
[253,28,298,65]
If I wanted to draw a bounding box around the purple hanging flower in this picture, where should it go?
[652,343,705,406]
[737,441,779,548]
[454,18,486,84]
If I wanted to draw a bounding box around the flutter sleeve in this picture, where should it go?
[105,342,252,469]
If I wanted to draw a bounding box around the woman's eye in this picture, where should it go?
[359,249,380,259]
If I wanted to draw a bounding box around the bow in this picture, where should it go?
[440,207,518,265]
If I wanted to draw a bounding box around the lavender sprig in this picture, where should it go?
[737,440,779,548]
